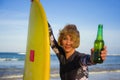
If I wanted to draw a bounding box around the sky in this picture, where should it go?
[0,0,120,55]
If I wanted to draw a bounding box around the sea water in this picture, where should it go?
[0,52,120,78]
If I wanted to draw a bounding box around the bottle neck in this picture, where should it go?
[96,24,103,40]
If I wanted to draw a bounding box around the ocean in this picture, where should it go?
[0,52,120,80]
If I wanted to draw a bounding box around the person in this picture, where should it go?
[48,23,107,80]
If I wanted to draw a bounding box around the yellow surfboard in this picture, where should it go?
[23,0,50,80]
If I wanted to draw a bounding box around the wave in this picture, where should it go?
[107,54,120,56]
[18,52,25,55]
[0,74,23,79]
[89,70,120,74]
[0,58,23,61]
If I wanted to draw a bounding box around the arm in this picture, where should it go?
[81,46,107,66]
[80,54,95,66]
[48,23,65,56]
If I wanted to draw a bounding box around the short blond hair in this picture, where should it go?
[58,24,80,48]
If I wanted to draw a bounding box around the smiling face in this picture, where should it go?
[58,24,80,54]
[61,35,75,53]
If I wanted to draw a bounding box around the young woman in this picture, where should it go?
[48,23,107,80]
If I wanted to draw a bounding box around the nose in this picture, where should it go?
[66,39,71,45]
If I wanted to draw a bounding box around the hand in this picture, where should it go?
[91,46,107,63]
[100,46,107,60]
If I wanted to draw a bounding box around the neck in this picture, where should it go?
[65,50,75,59]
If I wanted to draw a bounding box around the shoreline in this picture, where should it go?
[0,70,120,80]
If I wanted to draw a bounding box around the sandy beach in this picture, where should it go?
[0,70,120,80]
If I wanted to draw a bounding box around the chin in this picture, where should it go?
[64,49,71,53]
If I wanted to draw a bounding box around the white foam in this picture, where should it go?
[0,58,18,61]
[0,75,23,79]
[18,52,25,55]
[90,70,120,74]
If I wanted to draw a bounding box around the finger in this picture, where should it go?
[102,50,107,54]
[91,48,94,54]
[101,51,107,60]
[103,46,107,50]
[101,55,106,60]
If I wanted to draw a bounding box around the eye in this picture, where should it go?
[63,37,67,40]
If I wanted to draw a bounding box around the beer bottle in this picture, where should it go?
[93,24,104,63]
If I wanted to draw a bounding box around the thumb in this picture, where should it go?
[91,48,94,54]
